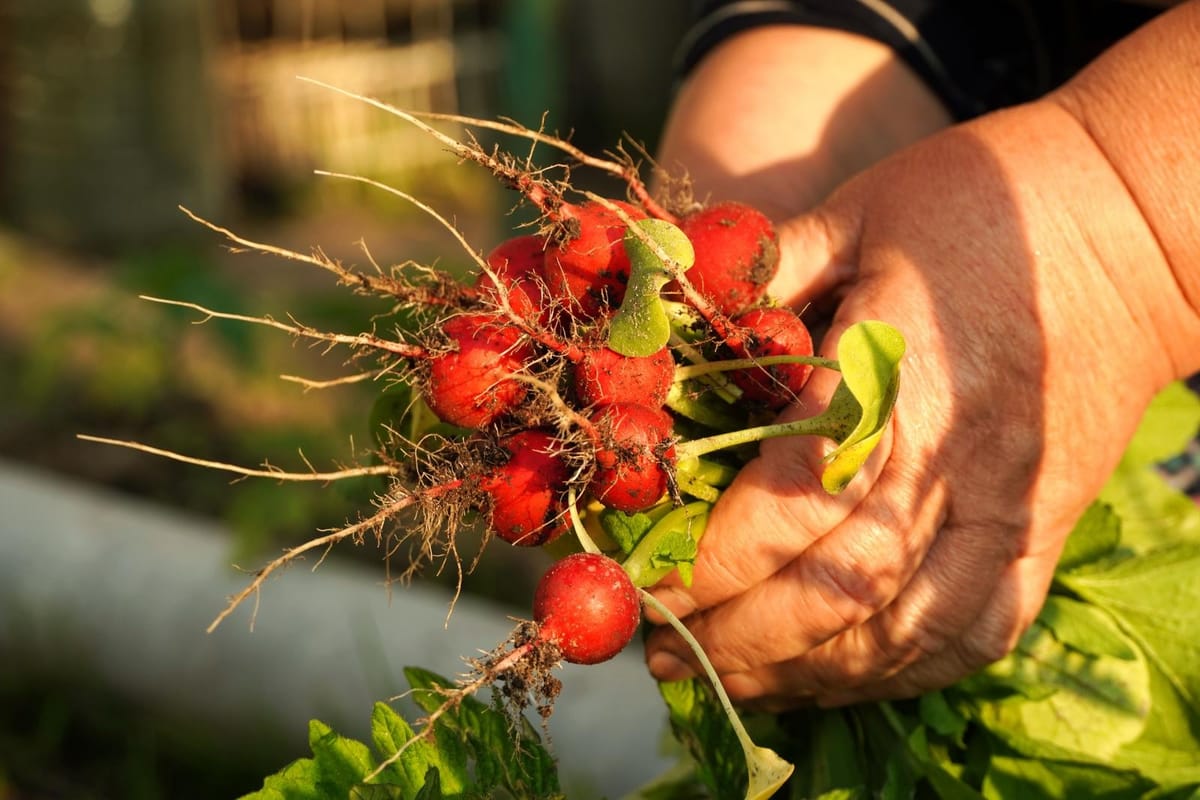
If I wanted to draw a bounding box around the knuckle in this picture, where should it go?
[884,613,951,666]
[804,557,892,631]
[957,617,1021,668]
[688,612,760,676]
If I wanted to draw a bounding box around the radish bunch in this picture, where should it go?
[118,104,902,794]
[356,190,828,680]
[432,214,806,515]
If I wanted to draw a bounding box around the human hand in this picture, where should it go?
[645,96,1199,708]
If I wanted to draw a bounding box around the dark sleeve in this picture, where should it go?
[675,0,1160,120]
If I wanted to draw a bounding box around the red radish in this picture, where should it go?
[679,202,779,315]
[728,306,815,410]
[534,552,640,665]
[423,313,534,428]
[479,430,570,546]
[588,403,676,513]
[475,234,549,322]
[541,200,647,318]
[572,345,675,409]
[484,234,546,282]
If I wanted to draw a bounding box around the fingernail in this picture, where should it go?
[647,651,695,682]
[644,587,696,624]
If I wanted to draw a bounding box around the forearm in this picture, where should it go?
[657,25,953,218]
[1050,0,1200,379]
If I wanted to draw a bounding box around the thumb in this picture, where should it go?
[648,317,890,622]
[769,192,864,311]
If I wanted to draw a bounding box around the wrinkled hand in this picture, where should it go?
[646,98,1187,708]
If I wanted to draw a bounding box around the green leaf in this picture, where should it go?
[982,755,1151,800]
[1113,657,1200,787]
[1099,465,1200,554]
[610,219,695,357]
[969,620,1151,762]
[1059,544,1200,711]
[1120,381,1200,469]
[401,667,561,798]
[907,725,985,800]
[1038,595,1137,661]
[351,786,409,800]
[370,702,466,797]
[819,321,905,494]
[243,756,322,800]
[412,768,443,800]
[919,690,969,742]
[1057,502,1123,574]
[870,704,983,800]
[879,751,916,800]
[598,507,659,555]
[658,678,748,799]
[623,501,710,587]
[783,708,869,798]
[666,377,754,431]
[309,719,375,795]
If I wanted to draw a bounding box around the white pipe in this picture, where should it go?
[0,458,674,797]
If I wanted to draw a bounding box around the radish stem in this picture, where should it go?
[675,415,844,461]
[674,353,839,380]
[567,486,602,555]
[668,333,742,404]
[638,590,794,798]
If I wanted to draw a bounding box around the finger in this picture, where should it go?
[646,446,942,681]
[800,518,1022,686]
[813,545,1060,706]
[704,519,1004,701]
[717,519,1056,707]
[769,187,865,310]
[646,329,884,623]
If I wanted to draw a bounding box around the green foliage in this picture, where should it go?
[658,678,749,797]
[618,502,710,588]
[242,670,562,800]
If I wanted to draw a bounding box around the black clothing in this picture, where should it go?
[677,1,1164,119]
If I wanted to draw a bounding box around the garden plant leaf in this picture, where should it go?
[369,701,466,797]
[969,619,1151,761]
[1055,501,1123,574]
[820,321,905,493]
[1058,544,1200,710]
[402,667,561,798]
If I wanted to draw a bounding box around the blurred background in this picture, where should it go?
[0,1,692,796]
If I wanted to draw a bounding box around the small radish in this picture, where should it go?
[475,234,549,322]
[423,313,534,428]
[728,306,815,410]
[479,430,570,546]
[679,202,779,315]
[534,552,641,665]
[589,402,676,513]
[541,200,647,318]
[572,345,675,409]
[484,234,546,282]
